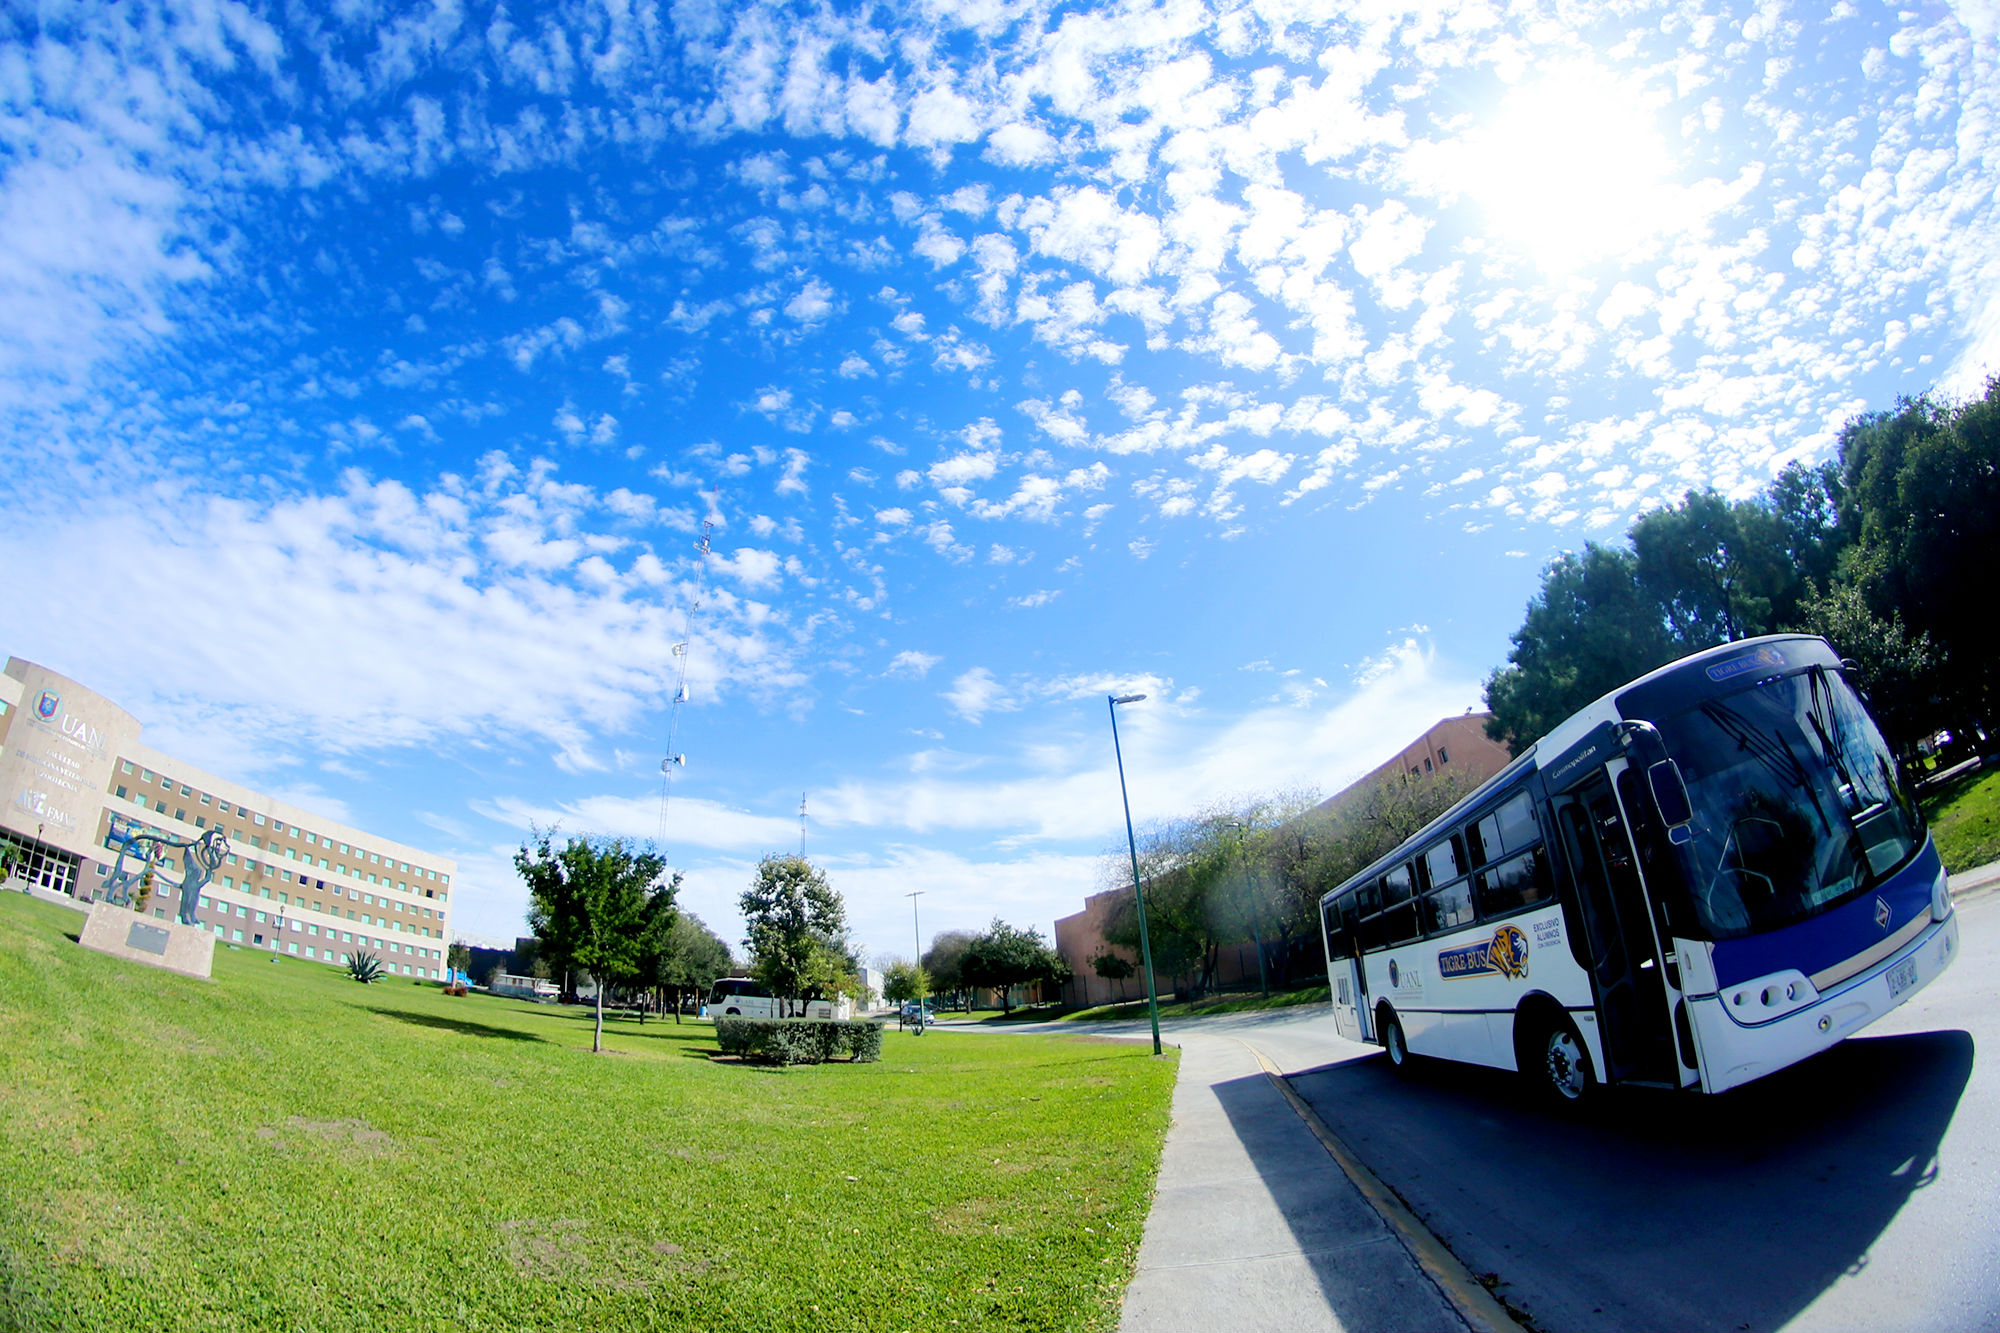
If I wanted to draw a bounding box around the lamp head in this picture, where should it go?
[1111,693,1147,705]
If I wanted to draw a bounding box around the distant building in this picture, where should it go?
[1054,712,1512,1004]
[0,657,457,980]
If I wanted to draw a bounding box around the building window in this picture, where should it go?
[200,794,211,805]
[1423,758,1433,774]
[195,816,206,829]
[231,929,243,942]
[253,813,265,826]
[115,786,128,800]
[120,761,134,775]
[1438,747,1450,765]
[175,808,186,821]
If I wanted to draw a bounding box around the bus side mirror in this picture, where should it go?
[1648,759,1694,828]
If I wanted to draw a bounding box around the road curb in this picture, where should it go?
[1242,1042,1529,1333]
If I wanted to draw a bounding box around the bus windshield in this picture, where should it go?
[1654,664,1923,940]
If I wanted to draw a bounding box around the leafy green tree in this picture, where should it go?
[637,910,732,1023]
[446,941,471,975]
[1839,380,2000,731]
[1089,949,1134,981]
[921,929,978,1011]
[882,959,931,1004]
[1793,574,1943,761]
[1484,544,1687,753]
[1631,489,1794,645]
[960,919,1068,1013]
[517,832,672,1053]
[740,855,853,1016]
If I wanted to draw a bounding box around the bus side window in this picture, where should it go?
[1357,881,1386,952]
[1474,847,1555,918]
[1323,901,1347,962]
[1382,865,1420,944]
[1424,879,1475,933]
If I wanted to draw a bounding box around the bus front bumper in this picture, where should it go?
[1691,907,1959,1095]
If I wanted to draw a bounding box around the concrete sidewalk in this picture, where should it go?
[1118,1030,1500,1333]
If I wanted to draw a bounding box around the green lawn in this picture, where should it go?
[0,894,1177,1332]
[1925,766,2000,875]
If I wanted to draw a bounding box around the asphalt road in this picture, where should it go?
[1239,890,2000,1333]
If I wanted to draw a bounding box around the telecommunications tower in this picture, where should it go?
[658,498,719,847]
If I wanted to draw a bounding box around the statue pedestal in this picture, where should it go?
[79,901,214,980]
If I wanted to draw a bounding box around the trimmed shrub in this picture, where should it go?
[714,1016,885,1065]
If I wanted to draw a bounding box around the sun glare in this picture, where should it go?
[1460,67,1676,271]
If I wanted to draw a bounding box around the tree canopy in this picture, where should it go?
[1483,380,1999,760]
[959,920,1068,1013]
[517,832,675,1052]
[739,855,859,1015]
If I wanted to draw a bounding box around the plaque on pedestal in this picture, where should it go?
[79,900,215,980]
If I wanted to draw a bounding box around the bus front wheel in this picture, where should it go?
[1528,1017,1595,1105]
[1378,1008,1412,1074]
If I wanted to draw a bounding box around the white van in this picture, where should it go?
[706,977,851,1020]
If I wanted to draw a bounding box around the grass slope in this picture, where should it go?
[0,895,1175,1333]
[1925,767,2000,876]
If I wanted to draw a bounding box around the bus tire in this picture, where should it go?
[1378,1007,1413,1074]
[1525,1014,1594,1106]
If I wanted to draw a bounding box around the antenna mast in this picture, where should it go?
[799,792,808,858]
[658,495,719,847]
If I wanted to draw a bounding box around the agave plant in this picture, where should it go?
[346,950,384,984]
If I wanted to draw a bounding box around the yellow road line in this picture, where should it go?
[1239,1040,1529,1333]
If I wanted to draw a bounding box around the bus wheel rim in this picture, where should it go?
[1546,1030,1586,1099]
[1387,1020,1404,1063]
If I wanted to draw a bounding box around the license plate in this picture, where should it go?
[1886,957,1919,999]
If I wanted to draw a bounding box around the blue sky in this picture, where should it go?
[4,0,1996,961]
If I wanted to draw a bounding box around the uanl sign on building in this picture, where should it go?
[0,657,459,982]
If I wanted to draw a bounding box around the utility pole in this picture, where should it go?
[799,793,808,858]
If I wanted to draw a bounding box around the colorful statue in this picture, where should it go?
[101,816,231,927]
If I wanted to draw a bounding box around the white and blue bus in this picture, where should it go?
[1321,635,1959,1102]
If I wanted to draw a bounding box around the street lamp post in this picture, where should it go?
[1108,693,1164,1057]
[905,888,927,1027]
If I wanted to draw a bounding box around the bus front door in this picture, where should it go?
[1553,772,1677,1086]
[1326,900,1370,1043]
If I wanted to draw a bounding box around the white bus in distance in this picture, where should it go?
[705,977,851,1020]
[1320,635,1958,1103]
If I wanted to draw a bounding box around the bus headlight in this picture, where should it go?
[1932,870,1954,922]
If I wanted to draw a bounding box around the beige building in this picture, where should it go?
[1055,712,1513,1004]
[0,658,456,980]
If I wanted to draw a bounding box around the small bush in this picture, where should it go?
[346,951,383,984]
[714,1016,884,1065]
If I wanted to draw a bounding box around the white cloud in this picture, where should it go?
[885,650,942,678]
[942,667,1014,723]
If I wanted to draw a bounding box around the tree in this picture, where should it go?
[446,941,471,975]
[961,919,1069,1013]
[1792,575,1943,763]
[882,959,931,1004]
[517,831,673,1053]
[921,929,978,1011]
[637,911,732,1023]
[1089,949,1134,981]
[1839,380,2000,733]
[1484,544,1688,754]
[739,855,854,1016]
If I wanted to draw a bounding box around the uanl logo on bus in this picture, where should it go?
[1704,645,1788,684]
[1437,924,1531,982]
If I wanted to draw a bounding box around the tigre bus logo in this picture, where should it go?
[1437,925,1531,982]
[35,689,61,720]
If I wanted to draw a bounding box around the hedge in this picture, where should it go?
[714,1016,885,1065]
